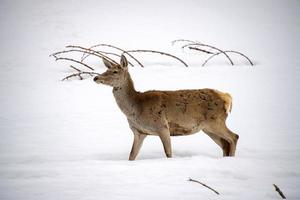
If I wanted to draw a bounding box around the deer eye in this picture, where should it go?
[113,71,118,74]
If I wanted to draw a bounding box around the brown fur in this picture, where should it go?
[94,56,239,160]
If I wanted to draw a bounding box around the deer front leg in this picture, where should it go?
[158,128,172,158]
[129,127,147,161]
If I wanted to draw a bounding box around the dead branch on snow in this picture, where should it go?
[84,43,144,67]
[62,71,100,81]
[184,43,234,66]
[273,184,286,199]
[202,50,254,66]
[54,57,94,71]
[80,50,134,67]
[66,45,118,65]
[188,177,220,195]
[126,49,188,67]
[51,43,189,81]
[172,39,253,66]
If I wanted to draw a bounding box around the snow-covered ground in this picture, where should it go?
[1,0,300,199]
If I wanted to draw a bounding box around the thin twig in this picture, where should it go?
[127,49,188,67]
[202,50,254,66]
[85,43,144,67]
[80,44,126,60]
[188,47,214,54]
[65,45,118,65]
[171,39,199,46]
[81,50,134,66]
[51,49,107,62]
[225,50,253,66]
[62,71,100,81]
[187,178,220,195]
[80,51,119,62]
[173,39,253,66]
[69,65,81,72]
[80,45,121,64]
[55,57,94,70]
[51,48,118,69]
[185,44,234,65]
[273,184,286,199]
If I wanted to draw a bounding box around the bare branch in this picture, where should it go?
[185,44,234,66]
[273,184,286,199]
[81,50,134,66]
[187,178,220,195]
[80,50,119,62]
[62,71,100,81]
[65,45,118,65]
[69,65,81,72]
[226,50,253,66]
[51,49,81,57]
[51,48,119,69]
[171,39,199,46]
[188,47,214,54]
[202,50,254,66]
[55,57,94,70]
[173,39,253,66]
[84,43,144,67]
[51,49,101,61]
[127,49,188,67]
[53,48,134,67]
[80,45,122,64]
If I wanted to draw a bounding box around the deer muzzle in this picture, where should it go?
[93,76,105,84]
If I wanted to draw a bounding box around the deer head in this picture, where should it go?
[94,55,129,87]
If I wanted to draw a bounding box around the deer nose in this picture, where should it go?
[93,76,98,82]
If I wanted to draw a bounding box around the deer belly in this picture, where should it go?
[168,122,202,136]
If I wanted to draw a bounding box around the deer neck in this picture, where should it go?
[112,72,138,118]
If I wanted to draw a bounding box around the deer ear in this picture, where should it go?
[102,58,114,68]
[120,55,128,69]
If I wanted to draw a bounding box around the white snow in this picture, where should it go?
[0,0,300,199]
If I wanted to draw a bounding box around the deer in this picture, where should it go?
[93,55,239,160]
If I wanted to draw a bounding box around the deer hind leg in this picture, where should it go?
[129,126,147,161]
[157,127,172,158]
[225,126,239,156]
[206,122,239,157]
[203,130,230,156]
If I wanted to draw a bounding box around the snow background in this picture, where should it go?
[0,0,300,199]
